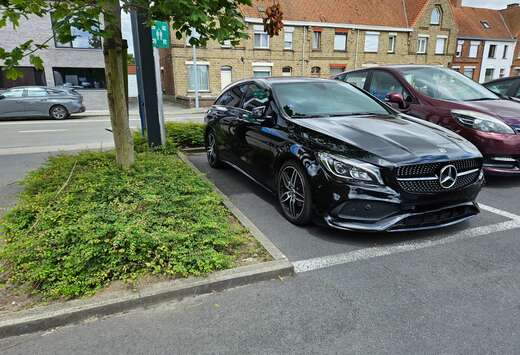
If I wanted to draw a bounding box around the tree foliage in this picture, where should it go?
[0,0,252,80]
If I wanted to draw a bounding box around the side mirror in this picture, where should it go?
[385,92,408,110]
[251,106,266,120]
[0,94,5,100]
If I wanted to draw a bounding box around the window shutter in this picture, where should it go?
[364,33,379,52]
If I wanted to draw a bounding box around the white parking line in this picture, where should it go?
[479,203,520,221]
[18,129,68,133]
[0,118,141,126]
[293,219,520,273]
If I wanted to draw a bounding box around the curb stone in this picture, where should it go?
[0,151,293,339]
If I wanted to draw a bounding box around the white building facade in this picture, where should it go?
[479,39,517,82]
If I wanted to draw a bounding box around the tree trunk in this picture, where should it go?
[102,0,134,169]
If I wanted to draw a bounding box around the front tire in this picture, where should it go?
[277,160,313,225]
[206,130,225,168]
[50,105,69,120]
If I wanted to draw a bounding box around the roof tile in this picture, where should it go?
[452,6,514,39]
[241,0,408,28]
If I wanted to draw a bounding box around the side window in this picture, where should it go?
[26,88,48,97]
[514,81,520,98]
[369,71,411,101]
[215,85,245,107]
[242,84,269,112]
[343,71,368,88]
[486,81,513,96]
[2,89,24,98]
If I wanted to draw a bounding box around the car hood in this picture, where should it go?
[463,99,520,127]
[293,114,480,165]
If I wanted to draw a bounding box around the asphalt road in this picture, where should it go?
[0,113,204,154]
[2,148,520,354]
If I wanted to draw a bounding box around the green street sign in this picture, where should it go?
[151,21,170,48]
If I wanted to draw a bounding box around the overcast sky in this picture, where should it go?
[463,0,517,8]
[120,1,520,55]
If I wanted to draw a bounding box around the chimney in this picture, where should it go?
[450,0,462,7]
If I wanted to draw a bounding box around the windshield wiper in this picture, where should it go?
[290,114,328,118]
[465,97,499,101]
[327,112,387,117]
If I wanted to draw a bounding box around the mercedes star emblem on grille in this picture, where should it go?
[439,164,458,189]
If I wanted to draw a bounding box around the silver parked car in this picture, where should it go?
[0,86,85,119]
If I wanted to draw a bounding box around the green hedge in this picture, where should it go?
[165,122,205,148]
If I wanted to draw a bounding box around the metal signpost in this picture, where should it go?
[130,13,167,147]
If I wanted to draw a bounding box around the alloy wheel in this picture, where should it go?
[279,165,306,219]
[207,132,217,165]
[51,106,67,120]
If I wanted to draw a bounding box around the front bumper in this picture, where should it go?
[466,131,520,176]
[324,201,479,232]
[311,170,483,233]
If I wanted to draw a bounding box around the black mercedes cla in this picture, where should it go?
[204,77,484,232]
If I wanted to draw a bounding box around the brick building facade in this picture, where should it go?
[450,0,517,83]
[501,3,520,76]
[166,0,458,106]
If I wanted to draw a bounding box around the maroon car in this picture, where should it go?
[333,65,520,175]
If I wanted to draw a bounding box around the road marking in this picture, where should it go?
[293,219,520,273]
[18,129,68,133]
[479,203,520,221]
[0,118,141,126]
[0,142,114,156]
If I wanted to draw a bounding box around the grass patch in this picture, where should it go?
[0,150,268,304]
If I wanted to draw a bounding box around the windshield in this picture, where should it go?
[272,81,390,118]
[397,67,499,101]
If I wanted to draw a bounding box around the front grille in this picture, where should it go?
[396,159,481,178]
[395,159,481,194]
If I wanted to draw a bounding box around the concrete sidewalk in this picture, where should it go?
[81,100,207,117]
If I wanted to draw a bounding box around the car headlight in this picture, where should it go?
[451,110,515,134]
[317,152,383,185]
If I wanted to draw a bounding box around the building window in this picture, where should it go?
[364,32,380,53]
[488,44,496,58]
[220,66,232,90]
[431,6,442,25]
[0,66,46,89]
[282,66,292,76]
[499,68,506,78]
[53,67,105,89]
[480,21,490,29]
[310,66,321,77]
[187,64,209,91]
[329,66,345,76]
[435,37,446,55]
[284,26,294,50]
[253,25,269,49]
[484,68,495,82]
[469,42,479,58]
[503,45,509,59]
[456,40,464,57]
[312,31,321,50]
[252,65,272,78]
[51,15,101,49]
[417,36,428,54]
[388,34,396,53]
[334,32,347,51]
[463,67,475,79]
[221,39,232,48]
